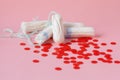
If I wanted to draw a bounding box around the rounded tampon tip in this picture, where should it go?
[51,12,65,43]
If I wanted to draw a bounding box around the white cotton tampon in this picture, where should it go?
[34,26,95,44]
[65,27,95,37]
[21,20,47,34]
[34,26,52,44]
[21,21,84,34]
[51,12,65,43]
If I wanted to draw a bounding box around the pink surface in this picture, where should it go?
[0,0,120,80]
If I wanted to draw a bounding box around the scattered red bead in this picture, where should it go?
[33,59,40,63]
[93,39,98,42]
[35,45,40,48]
[33,50,40,53]
[73,66,80,69]
[101,43,107,46]
[41,54,48,57]
[55,67,62,71]
[106,49,113,52]
[91,60,98,64]
[110,42,116,45]
[114,60,120,64]
[20,42,26,46]
[64,61,70,64]
[21,37,120,70]
[24,47,30,50]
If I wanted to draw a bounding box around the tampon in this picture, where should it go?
[35,26,95,44]
[21,21,84,34]
[34,26,52,44]
[65,27,95,37]
[21,20,47,34]
[51,12,65,43]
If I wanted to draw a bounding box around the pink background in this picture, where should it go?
[0,0,120,80]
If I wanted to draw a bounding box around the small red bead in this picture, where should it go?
[77,61,84,64]
[73,66,80,69]
[110,42,116,45]
[64,61,70,64]
[33,59,40,63]
[20,42,26,46]
[77,56,83,59]
[99,52,106,55]
[91,60,98,64]
[94,46,100,49]
[41,54,48,57]
[106,49,113,52]
[71,60,77,63]
[56,56,63,59]
[24,47,30,50]
[71,49,77,54]
[114,60,120,64]
[93,39,98,42]
[97,58,104,61]
[34,45,40,48]
[41,49,49,52]
[52,52,58,55]
[70,57,76,59]
[84,56,90,59]
[33,50,40,53]
[55,67,62,71]
[93,52,100,56]
[101,43,107,46]
[64,57,70,60]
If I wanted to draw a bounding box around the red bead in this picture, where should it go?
[64,57,70,60]
[91,60,98,64]
[73,66,80,69]
[97,58,104,61]
[33,59,39,63]
[84,56,90,59]
[64,61,70,64]
[41,54,48,57]
[70,57,76,59]
[101,43,107,46]
[99,52,106,55]
[93,39,98,42]
[41,49,49,52]
[93,52,100,56]
[110,42,116,45]
[20,42,26,46]
[56,56,63,59]
[24,47,30,50]
[41,43,52,46]
[77,56,83,59]
[94,46,100,49]
[71,49,77,54]
[77,61,84,64]
[106,49,113,52]
[114,60,120,64]
[107,60,113,63]
[33,50,40,53]
[34,45,40,48]
[63,53,69,56]
[55,67,62,71]
[71,60,77,63]
[86,53,92,56]
[52,52,58,55]
[59,43,65,46]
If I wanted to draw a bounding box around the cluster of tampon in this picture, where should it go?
[21,11,95,44]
